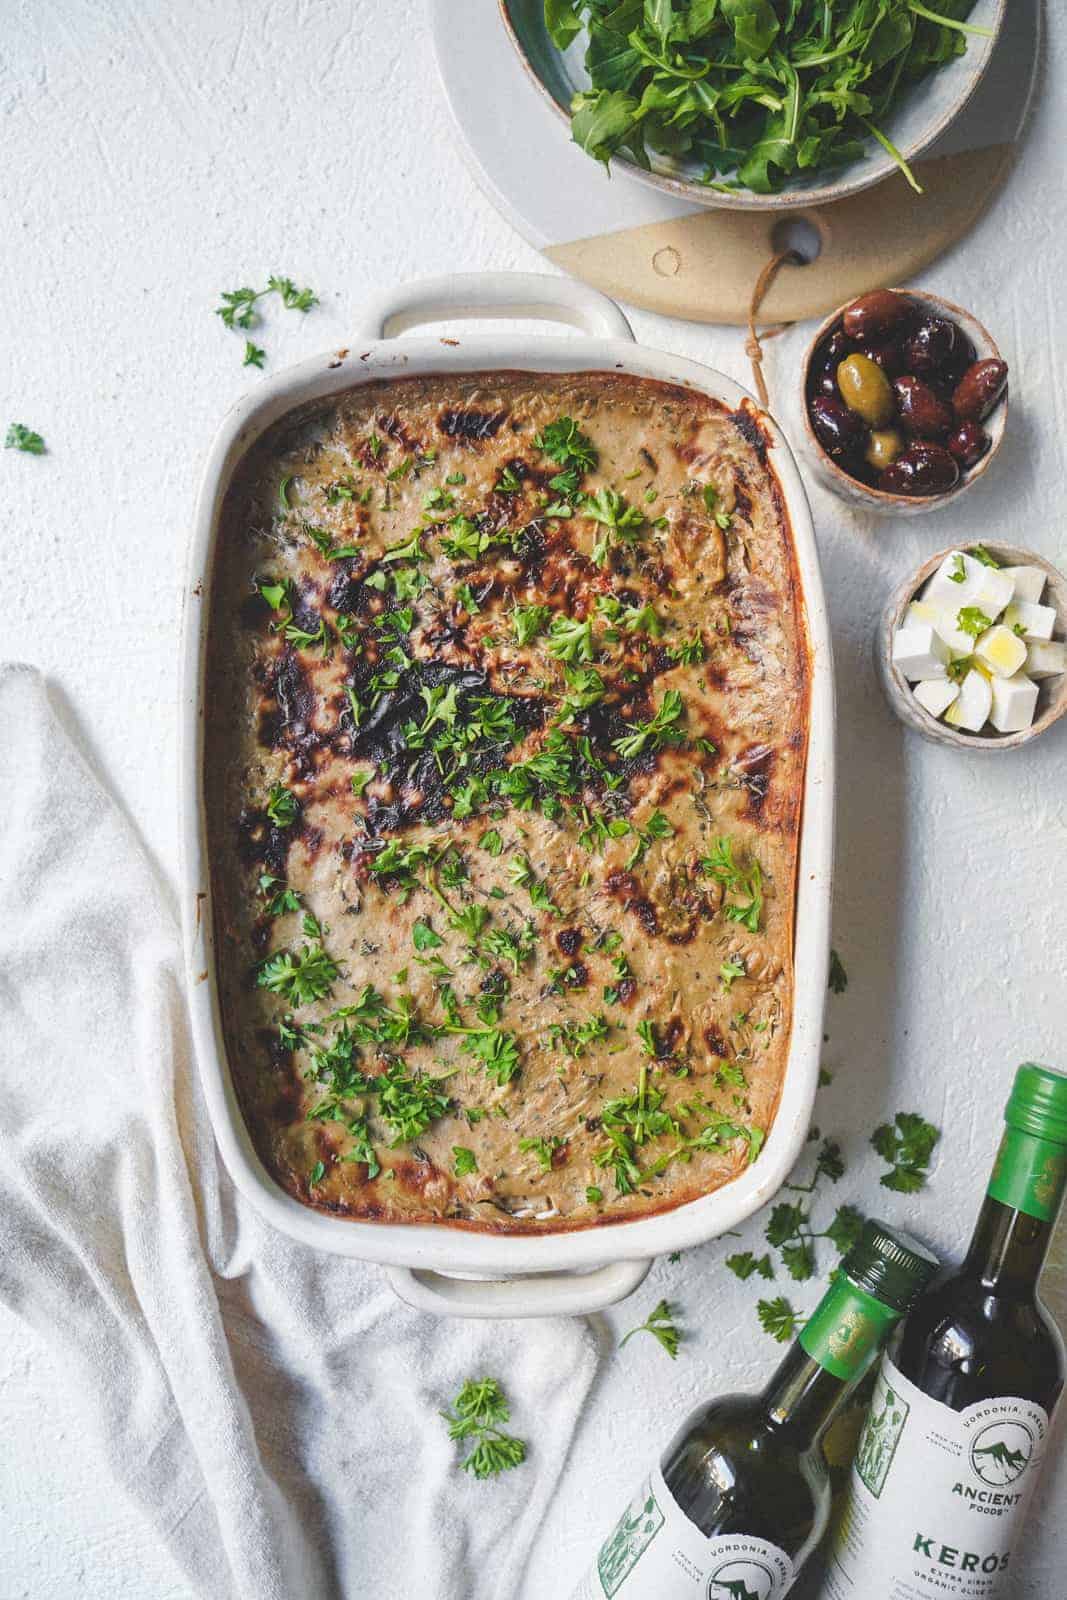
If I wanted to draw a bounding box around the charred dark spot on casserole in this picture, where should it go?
[205,370,810,1233]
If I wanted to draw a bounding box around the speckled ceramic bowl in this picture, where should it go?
[801,290,1008,517]
[877,543,1067,750]
[500,0,1006,213]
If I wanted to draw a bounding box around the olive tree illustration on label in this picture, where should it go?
[596,1480,664,1597]
[854,1368,910,1498]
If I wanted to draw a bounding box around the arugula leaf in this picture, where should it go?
[620,1298,681,1359]
[555,0,982,196]
[872,1111,940,1192]
[441,1379,527,1479]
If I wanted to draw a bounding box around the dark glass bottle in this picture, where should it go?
[570,1222,937,1600]
[819,1063,1067,1600]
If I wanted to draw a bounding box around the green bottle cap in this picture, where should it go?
[841,1219,939,1314]
[1004,1062,1067,1146]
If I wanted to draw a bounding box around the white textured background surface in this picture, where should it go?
[0,3,1064,1597]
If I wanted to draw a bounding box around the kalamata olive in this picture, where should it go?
[865,429,904,471]
[837,353,895,427]
[809,394,867,459]
[842,290,913,343]
[953,358,1008,421]
[811,364,840,399]
[893,375,954,439]
[879,441,960,496]
[864,338,907,378]
[947,419,990,467]
[903,316,960,374]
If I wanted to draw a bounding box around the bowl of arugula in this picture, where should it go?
[502,0,1005,210]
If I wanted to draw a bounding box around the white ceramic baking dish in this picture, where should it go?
[180,272,835,1319]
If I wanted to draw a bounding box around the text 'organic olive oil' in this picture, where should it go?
[570,1221,938,1599]
[818,1063,1067,1600]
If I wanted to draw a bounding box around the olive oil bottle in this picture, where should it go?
[818,1063,1067,1600]
[570,1221,938,1599]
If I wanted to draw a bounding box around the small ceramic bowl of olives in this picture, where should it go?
[802,289,1008,515]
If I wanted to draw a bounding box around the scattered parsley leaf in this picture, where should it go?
[243,341,266,368]
[872,1112,940,1193]
[828,948,848,994]
[758,1296,801,1343]
[725,1251,774,1282]
[5,423,45,454]
[620,1299,681,1359]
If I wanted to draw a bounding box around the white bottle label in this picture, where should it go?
[820,1357,1051,1599]
[570,1464,796,1598]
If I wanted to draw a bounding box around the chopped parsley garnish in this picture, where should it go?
[957,605,992,638]
[970,543,1001,569]
[243,341,266,368]
[871,1111,940,1192]
[828,948,848,994]
[449,1024,522,1086]
[585,1185,603,1205]
[948,553,968,583]
[257,939,339,1006]
[5,422,46,454]
[620,1299,681,1359]
[701,836,764,933]
[309,1160,326,1186]
[265,783,299,827]
[533,416,597,473]
[667,633,705,666]
[719,957,746,992]
[702,483,732,530]
[547,614,596,664]
[613,690,685,759]
[412,920,443,952]
[441,1378,527,1480]
[581,487,644,566]
[452,1146,478,1177]
[507,855,559,914]
[511,604,551,645]
[518,1135,564,1172]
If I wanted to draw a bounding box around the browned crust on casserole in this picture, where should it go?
[205,371,810,1232]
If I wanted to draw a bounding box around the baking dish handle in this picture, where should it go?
[385,1258,651,1320]
[353,272,634,343]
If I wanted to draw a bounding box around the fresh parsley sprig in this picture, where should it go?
[872,1111,940,1192]
[5,422,45,454]
[620,1298,681,1359]
[441,1378,527,1480]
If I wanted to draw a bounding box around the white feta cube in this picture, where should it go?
[906,599,939,627]
[892,623,950,682]
[923,551,982,608]
[934,608,978,660]
[1003,600,1057,642]
[1025,639,1067,679]
[944,669,992,732]
[969,568,1016,620]
[1000,565,1046,604]
[974,624,1028,679]
[989,673,1039,734]
[913,679,960,719]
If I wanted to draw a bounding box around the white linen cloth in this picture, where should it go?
[0,663,598,1600]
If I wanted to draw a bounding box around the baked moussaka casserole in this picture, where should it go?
[206,371,810,1232]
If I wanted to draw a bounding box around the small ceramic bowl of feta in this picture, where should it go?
[878,543,1067,750]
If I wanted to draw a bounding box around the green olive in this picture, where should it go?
[837,353,895,428]
[865,428,904,470]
